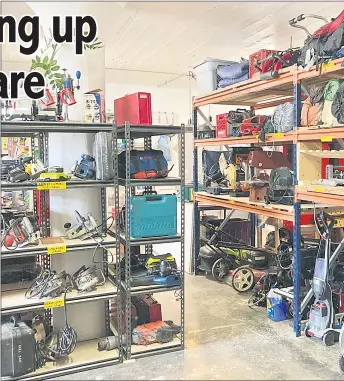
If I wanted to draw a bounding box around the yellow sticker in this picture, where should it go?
[229,200,235,204]
[272,133,284,139]
[47,244,66,255]
[320,136,333,142]
[322,61,335,72]
[44,298,64,309]
[37,182,67,190]
[315,186,324,193]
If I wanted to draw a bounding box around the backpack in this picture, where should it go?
[332,81,344,124]
[301,84,325,126]
[322,79,343,126]
[271,102,294,132]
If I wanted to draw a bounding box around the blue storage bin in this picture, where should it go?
[129,194,177,238]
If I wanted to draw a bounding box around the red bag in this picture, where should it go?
[313,10,344,38]
[240,116,266,136]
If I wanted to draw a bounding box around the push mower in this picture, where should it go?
[198,214,270,292]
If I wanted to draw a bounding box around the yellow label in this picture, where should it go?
[37,182,67,190]
[322,61,335,72]
[47,244,66,255]
[315,186,324,193]
[229,200,235,204]
[320,136,333,142]
[272,133,284,139]
[44,298,64,309]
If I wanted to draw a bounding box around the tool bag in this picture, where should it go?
[240,116,267,136]
[118,150,170,179]
[228,109,253,124]
[1,317,36,377]
[301,84,326,126]
[331,80,344,124]
[271,102,294,132]
[322,79,343,126]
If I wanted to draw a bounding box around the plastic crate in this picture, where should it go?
[249,49,278,78]
[216,113,229,138]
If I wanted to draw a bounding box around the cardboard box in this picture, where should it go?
[84,89,105,123]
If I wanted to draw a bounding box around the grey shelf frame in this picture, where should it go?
[1,122,122,379]
[113,121,185,360]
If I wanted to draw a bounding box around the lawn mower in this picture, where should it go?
[198,214,270,292]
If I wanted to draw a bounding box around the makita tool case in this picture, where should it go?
[118,150,169,179]
[1,319,36,377]
[129,194,177,238]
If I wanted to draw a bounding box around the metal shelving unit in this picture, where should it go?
[192,57,344,338]
[1,122,121,380]
[113,121,185,359]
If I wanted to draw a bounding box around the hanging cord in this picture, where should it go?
[37,288,77,361]
[80,215,116,264]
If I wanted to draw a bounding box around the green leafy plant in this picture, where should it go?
[30,30,104,91]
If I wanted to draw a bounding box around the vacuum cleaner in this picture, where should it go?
[304,211,344,346]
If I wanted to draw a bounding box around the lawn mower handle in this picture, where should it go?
[289,14,328,37]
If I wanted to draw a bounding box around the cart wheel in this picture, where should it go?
[304,325,312,338]
[231,266,255,293]
[59,176,66,181]
[338,354,344,373]
[44,178,51,182]
[211,258,230,283]
[323,331,335,347]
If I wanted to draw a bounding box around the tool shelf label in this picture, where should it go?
[47,244,67,254]
[44,298,64,309]
[320,136,333,142]
[37,182,67,190]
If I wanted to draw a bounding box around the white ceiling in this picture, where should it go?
[2,1,344,87]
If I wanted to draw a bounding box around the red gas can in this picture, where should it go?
[114,92,152,125]
[249,49,279,78]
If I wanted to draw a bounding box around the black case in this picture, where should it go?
[1,320,36,377]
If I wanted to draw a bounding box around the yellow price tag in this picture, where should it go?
[47,244,66,255]
[315,186,324,193]
[322,61,335,72]
[44,298,64,309]
[37,182,67,190]
[272,133,284,139]
[229,200,235,205]
[321,136,333,143]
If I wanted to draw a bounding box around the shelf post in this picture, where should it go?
[293,76,302,337]
[193,107,200,274]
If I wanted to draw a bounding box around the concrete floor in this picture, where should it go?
[54,274,343,380]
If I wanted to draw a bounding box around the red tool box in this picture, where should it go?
[249,49,279,78]
[131,295,162,325]
[114,92,152,125]
[216,113,229,138]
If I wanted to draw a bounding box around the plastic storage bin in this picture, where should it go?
[266,288,287,322]
[193,58,237,94]
[114,92,152,125]
[129,194,177,238]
